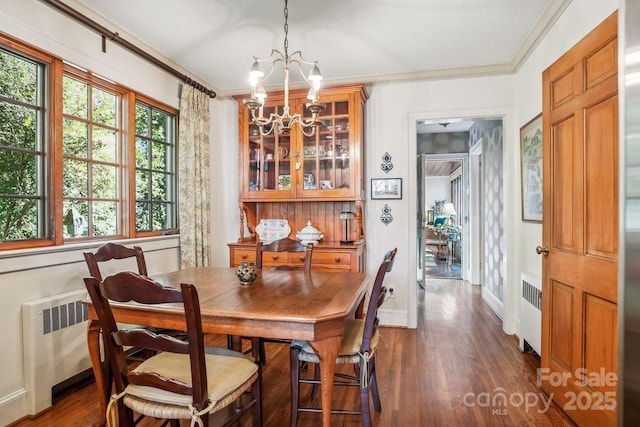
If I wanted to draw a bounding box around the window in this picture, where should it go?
[134,100,177,233]
[0,35,178,250]
[0,45,48,242]
[62,70,123,239]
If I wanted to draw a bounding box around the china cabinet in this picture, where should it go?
[229,84,367,272]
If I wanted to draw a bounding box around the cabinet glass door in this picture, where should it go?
[246,105,292,194]
[302,99,351,194]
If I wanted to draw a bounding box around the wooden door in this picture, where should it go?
[541,12,618,426]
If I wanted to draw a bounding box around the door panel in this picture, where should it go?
[549,280,573,370]
[585,95,618,258]
[541,11,618,426]
[551,116,579,251]
[583,293,617,395]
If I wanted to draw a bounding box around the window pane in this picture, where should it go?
[152,203,168,229]
[136,201,150,231]
[0,102,38,150]
[0,198,38,240]
[92,201,117,236]
[62,76,88,118]
[0,50,37,104]
[63,200,88,238]
[151,142,167,171]
[136,139,149,168]
[92,125,117,162]
[151,110,167,140]
[0,150,38,195]
[151,172,167,200]
[135,104,149,137]
[63,159,88,197]
[62,118,88,158]
[136,170,149,200]
[92,87,117,126]
[92,164,117,199]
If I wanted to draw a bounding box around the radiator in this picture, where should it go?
[519,272,542,355]
[21,289,91,414]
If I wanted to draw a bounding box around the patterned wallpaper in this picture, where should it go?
[417,131,470,154]
[469,120,504,302]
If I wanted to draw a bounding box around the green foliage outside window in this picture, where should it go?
[135,102,176,232]
[0,48,44,241]
[62,75,120,238]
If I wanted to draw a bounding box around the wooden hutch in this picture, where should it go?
[228,83,368,272]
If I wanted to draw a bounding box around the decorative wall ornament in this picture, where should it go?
[380,152,393,173]
[380,204,393,225]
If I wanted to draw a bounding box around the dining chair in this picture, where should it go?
[84,242,148,281]
[255,237,314,272]
[289,247,397,427]
[84,271,262,427]
[235,238,315,365]
[84,243,185,363]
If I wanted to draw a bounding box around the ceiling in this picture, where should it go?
[426,161,461,177]
[69,0,570,97]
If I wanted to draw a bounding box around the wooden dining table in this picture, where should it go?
[85,266,370,427]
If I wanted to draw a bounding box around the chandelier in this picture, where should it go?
[242,0,325,136]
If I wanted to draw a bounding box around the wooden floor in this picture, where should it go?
[12,278,575,426]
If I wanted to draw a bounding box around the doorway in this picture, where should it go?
[421,157,464,281]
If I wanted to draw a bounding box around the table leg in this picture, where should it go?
[308,336,342,427]
[87,319,107,427]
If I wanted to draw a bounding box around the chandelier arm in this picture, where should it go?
[288,50,319,67]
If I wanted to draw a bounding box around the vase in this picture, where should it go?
[236,261,257,286]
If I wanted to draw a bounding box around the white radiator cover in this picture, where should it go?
[21,289,91,414]
[519,272,542,355]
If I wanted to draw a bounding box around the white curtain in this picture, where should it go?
[178,84,211,268]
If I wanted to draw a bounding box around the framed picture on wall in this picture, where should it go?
[371,178,402,200]
[520,113,543,222]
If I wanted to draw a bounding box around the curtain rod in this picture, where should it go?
[40,0,216,98]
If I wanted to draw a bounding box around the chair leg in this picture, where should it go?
[252,366,262,427]
[360,383,372,427]
[289,347,301,427]
[310,363,320,399]
[255,337,267,365]
[370,357,381,411]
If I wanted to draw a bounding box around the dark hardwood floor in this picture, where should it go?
[11,278,575,426]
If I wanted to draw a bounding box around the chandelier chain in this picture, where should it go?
[283,0,289,59]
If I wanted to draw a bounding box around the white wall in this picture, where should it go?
[425,176,450,210]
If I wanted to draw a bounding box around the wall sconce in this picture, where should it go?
[339,211,355,244]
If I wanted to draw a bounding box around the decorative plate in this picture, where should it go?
[255,219,291,243]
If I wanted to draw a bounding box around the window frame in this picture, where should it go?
[0,34,179,250]
[130,94,179,237]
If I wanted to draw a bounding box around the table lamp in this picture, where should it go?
[442,203,456,224]
[339,211,355,244]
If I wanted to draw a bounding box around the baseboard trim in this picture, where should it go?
[1,388,28,427]
[482,287,504,320]
[379,308,408,327]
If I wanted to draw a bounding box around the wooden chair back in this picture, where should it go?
[84,243,148,281]
[84,272,209,409]
[255,238,314,272]
[362,248,397,352]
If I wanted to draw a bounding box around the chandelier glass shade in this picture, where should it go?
[242,0,325,136]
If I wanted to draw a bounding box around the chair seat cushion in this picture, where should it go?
[292,318,379,364]
[124,348,258,407]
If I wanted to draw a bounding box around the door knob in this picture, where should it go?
[536,245,550,256]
